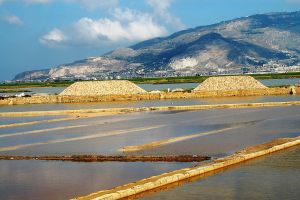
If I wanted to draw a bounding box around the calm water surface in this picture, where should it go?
[0,106,299,156]
[0,161,191,200]
[142,147,300,200]
[0,115,67,125]
[1,95,300,113]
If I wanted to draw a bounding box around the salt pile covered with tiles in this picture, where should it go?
[60,80,147,96]
[193,76,267,91]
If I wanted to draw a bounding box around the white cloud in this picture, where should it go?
[146,0,184,29]
[40,8,167,47]
[40,28,66,46]
[146,0,173,11]
[2,13,23,26]
[40,0,185,47]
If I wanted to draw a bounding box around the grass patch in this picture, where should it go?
[0,81,74,89]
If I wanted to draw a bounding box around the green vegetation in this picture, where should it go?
[0,81,74,89]
[250,72,300,80]
[130,72,300,84]
[0,72,299,89]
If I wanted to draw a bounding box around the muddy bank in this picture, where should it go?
[0,155,210,162]
[73,136,300,200]
[1,87,299,106]
[1,101,300,117]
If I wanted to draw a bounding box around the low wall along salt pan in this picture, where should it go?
[73,136,300,200]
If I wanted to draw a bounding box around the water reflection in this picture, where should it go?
[1,106,299,156]
[1,95,300,113]
[0,161,191,200]
[141,147,300,200]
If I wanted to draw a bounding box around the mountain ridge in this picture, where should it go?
[14,11,300,81]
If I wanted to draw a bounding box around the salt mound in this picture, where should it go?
[193,76,267,91]
[60,80,147,96]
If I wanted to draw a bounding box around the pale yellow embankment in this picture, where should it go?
[73,136,300,200]
[1,101,300,117]
[0,117,78,129]
[121,125,247,152]
[0,87,299,106]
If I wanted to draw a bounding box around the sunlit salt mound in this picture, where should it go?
[193,76,268,91]
[60,80,147,96]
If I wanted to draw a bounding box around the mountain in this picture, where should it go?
[14,11,300,81]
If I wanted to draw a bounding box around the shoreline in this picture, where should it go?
[0,155,210,163]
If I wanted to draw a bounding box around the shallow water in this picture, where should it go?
[1,95,300,113]
[141,146,300,200]
[0,106,299,156]
[0,104,299,200]
[0,87,66,96]
[0,115,67,125]
[0,161,191,200]
[260,78,300,86]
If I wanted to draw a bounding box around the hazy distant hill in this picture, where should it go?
[14,11,300,81]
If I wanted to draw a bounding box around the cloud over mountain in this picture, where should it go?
[39,1,182,47]
[15,11,300,81]
[40,8,168,47]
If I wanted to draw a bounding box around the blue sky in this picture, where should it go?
[0,0,300,80]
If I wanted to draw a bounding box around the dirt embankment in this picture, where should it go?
[0,155,210,162]
[73,136,300,200]
[1,87,298,105]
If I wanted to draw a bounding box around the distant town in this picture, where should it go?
[3,62,300,84]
